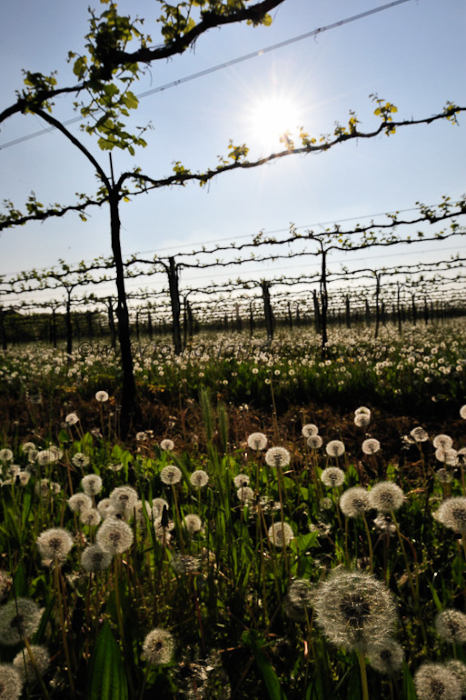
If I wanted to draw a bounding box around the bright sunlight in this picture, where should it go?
[249,95,301,152]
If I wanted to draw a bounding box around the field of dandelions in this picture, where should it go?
[1,319,466,699]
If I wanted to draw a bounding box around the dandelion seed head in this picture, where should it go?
[0,599,42,645]
[142,628,175,666]
[307,435,323,449]
[21,442,36,454]
[107,462,123,472]
[160,439,174,451]
[237,486,255,503]
[340,487,371,518]
[460,405,466,420]
[152,498,169,519]
[97,498,113,518]
[355,406,371,417]
[96,518,134,554]
[0,664,22,700]
[369,482,404,513]
[354,413,371,428]
[435,609,466,644]
[319,496,333,511]
[435,497,466,534]
[373,514,396,535]
[436,447,458,465]
[81,474,102,496]
[109,486,138,513]
[13,645,50,684]
[367,638,404,675]
[68,493,93,514]
[36,528,74,562]
[183,514,203,534]
[325,440,345,458]
[414,663,461,700]
[95,390,109,402]
[301,424,319,438]
[362,438,381,455]
[433,434,454,451]
[0,449,13,463]
[247,433,268,451]
[265,447,290,468]
[410,426,429,443]
[160,465,182,485]
[321,467,345,488]
[80,509,101,527]
[233,473,250,488]
[190,470,209,488]
[65,412,79,426]
[445,661,466,694]
[314,570,397,653]
[268,522,294,548]
[81,544,113,572]
[283,579,314,622]
[72,453,90,468]
[436,468,453,484]
[36,449,59,466]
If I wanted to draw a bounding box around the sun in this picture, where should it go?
[249,96,301,152]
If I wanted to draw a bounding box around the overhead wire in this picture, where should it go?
[0,0,413,151]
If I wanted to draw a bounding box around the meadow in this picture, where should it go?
[1,318,466,699]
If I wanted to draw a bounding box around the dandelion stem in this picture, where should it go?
[358,651,370,700]
[362,514,374,573]
[54,564,76,698]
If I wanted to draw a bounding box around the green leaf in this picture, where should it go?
[242,630,287,700]
[13,562,29,597]
[87,621,128,700]
[402,660,417,700]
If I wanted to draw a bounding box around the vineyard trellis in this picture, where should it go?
[0,0,465,427]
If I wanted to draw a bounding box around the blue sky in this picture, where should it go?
[0,0,465,305]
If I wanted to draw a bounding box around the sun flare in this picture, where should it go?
[249,96,301,151]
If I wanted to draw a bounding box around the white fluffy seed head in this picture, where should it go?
[247,433,268,451]
[414,663,462,700]
[109,486,138,513]
[268,522,294,548]
[340,487,371,518]
[81,544,113,572]
[435,497,466,534]
[301,424,319,438]
[142,628,175,666]
[36,527,74,562]
[265,447,290,468]
[321,467,345,488]
[369,482,404,513]
[0,599,42,645]
[362,439,381,455]
[435,609,466,644]
[0,664,22,699]
[307,435,323,449]
[314,570,397,653]
[13,645,50,684]
[325,440,345,458]
[367,638,404,675]
[96,519,134,554]
[189,470,209,489]
[68,493,92,514]
[433,434,454,450]
[81,474,103,496]
[160,465,182,485]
